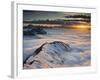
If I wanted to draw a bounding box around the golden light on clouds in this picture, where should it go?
[72,23,90,29]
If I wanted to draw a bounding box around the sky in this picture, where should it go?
[23,10,90,21]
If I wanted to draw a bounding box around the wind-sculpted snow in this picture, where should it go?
[23,41,90,69]
[23,28,90,69]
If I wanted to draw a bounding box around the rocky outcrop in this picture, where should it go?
[24,41,71,66]
[23,25,47,36]
[23,41,90,69]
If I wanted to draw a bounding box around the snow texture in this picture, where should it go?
[23,28,91,69]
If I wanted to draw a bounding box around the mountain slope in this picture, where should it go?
[24,41,90,69]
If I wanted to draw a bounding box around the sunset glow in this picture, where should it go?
[72,24,90,29]
[23,10,91,69]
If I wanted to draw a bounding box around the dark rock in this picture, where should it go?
[23,24,47,36]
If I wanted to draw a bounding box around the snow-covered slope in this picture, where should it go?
[23,41,90,69]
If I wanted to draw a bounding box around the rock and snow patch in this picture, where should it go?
[24,41,90,69]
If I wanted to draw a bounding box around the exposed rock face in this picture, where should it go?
[23,42,47,64]
[23,41,90,69]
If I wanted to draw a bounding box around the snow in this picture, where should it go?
[23,28,91,69]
